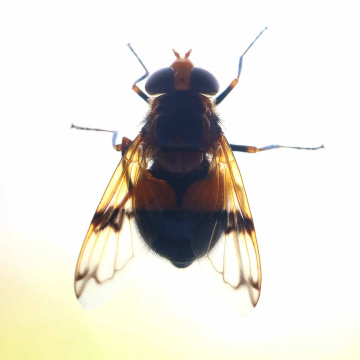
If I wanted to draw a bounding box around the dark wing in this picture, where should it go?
[188,134,261,314]
[74,135,148,309]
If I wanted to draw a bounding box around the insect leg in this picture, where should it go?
[215,27,267,105]
[127,44,150,103]
[230,143,325,153]
[119,137,133,156]
[111,133,133,156]
[71,124,132,155]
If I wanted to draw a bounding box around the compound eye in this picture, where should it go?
[190,67,219,95]
[145,67,175,95]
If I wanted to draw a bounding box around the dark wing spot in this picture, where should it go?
[92,209,106,229]
[93,207,126,233]
[225,211,254,235]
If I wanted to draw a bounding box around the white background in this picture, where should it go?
[1,0,360,359]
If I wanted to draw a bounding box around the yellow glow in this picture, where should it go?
[1,0,360,359]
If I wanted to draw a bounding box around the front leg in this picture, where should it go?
[215,27,267,105]
[127,43,150,103]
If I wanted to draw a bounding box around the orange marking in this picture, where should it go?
[230,79,239,89]
[134,171,177,210]
[170,55,194,91]
[183,176,224,212]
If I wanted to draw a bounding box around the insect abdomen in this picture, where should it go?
[134,164,224,267]
[136,209,224,267]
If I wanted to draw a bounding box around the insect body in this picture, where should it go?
[74,28,323,313]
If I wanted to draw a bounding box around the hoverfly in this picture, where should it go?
[73,28,323,314]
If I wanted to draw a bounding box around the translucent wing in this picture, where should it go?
[194,134,261,314]
[74,135,148,309]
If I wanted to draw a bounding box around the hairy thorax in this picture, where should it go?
[141,91,221,174]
